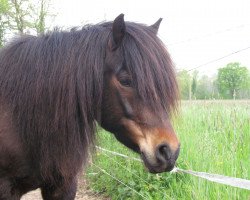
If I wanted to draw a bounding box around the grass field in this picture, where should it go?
[85,100,250,200]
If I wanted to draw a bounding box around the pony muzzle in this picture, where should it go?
[138,128,180,173]
[141,143,180,173]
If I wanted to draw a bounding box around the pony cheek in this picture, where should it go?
[100,119,140,152]
[113,131,140,153]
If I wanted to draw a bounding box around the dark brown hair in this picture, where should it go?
[0,20,178,184]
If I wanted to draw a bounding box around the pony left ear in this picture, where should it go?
[110,14,126,51]
[150,18,163,34]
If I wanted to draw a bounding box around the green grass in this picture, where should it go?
[85,100,250,200]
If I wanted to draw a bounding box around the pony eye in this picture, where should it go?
[119,79,132,87]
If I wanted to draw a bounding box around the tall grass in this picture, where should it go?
[85,100,250,200]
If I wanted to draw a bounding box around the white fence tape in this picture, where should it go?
[95,146,250,190]
[175,168,250,190]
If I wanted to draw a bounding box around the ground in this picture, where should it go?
[22,178,108,200]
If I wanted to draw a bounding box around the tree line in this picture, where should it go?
[177,62,250,99]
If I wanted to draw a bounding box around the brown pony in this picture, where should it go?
[0,14,180,199]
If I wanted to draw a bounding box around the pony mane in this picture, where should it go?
[0,25,110,182]
[0,20,178,183]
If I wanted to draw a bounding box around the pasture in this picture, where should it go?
[86,100,250,200]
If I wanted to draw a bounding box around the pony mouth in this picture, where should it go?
[140,152,175,173]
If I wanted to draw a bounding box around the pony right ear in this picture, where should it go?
[150,18,163,34]
[110,14,126,51]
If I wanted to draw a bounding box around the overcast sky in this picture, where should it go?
[50,0,250,76]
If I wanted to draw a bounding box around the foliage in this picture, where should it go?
[0,0,9,12]
[0,0,9,46]
[217,62,249,99]
[177,63,249,100]
[177,70,191,100]
[191,70,198,99]
[0,0,52,46]
[195,75,218,99]
[177,70,219,100]
[31,0,52,34]
[7,0,33,34]
[86,101,250,199]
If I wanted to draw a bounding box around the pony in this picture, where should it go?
[0,14,180,199]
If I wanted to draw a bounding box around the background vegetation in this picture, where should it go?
[86,101,250,200]
[0,0,52,47]
[177,63,250,100]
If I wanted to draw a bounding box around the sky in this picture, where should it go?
[49,0,250,76]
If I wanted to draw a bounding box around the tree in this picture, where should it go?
[0,0,52,44]
[35,0,46,33]
[196,75,218,99]
[32,0,52,34]
[191,70,198,99]
[177,70,191,100]
[7,0,34,34]
[217,62,249,99]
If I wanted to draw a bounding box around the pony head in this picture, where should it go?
[101,14,180,173]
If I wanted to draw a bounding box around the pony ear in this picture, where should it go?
[150,18,163,34]
[110,14,126,51]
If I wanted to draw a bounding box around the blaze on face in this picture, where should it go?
[101,14,180,174]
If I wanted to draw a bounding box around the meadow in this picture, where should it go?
[85,100,250,200]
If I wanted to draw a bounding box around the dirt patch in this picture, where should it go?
[21,178,108,200]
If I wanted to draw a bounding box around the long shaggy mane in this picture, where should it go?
[0,20,178,183]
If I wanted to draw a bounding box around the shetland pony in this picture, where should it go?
[0,14,180,199]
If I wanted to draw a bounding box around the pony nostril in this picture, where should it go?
[157,144,171,161]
